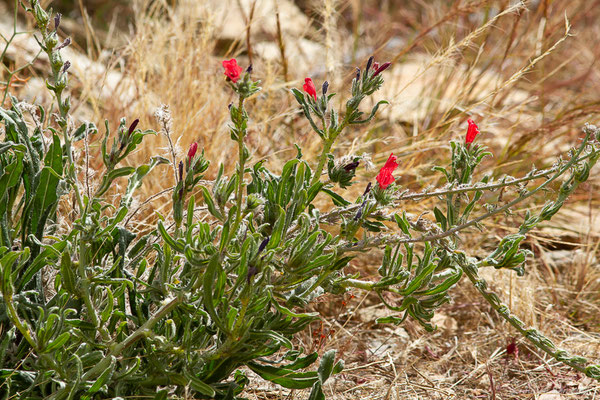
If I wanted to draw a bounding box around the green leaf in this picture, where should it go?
[308,381,325,400]
[84,355,116,398]
[203,255,227,333]
[394,213,411,235]
[157,220,184,253]
[322,188,351,206]
[0,150,24,208]
[201,186,224,220]
[285,352,319,370]
[267,205,285,250]
[28,133,63,238]
[183,369,216,397]
[44,331,70,353]
[96,166,136,197]
[0,249,29,297]
[433,207,447,230]
[400,260,437,296]
[417,268,462,296]
[248,363,319,389]
[317,349,336,383]
[376,315,408,325]
[60,249,76,295]
[349,100,388,124]
[121,156,168,208]
[16,240,66,291]
[72,121,98,142]
[100,288,114,324]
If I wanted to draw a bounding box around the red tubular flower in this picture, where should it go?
[188,142,198,162]
[376,153,398,189]
[303,78,317,101]
[465,119,480,147]
[222,59,242,83]
[372,62,391,77]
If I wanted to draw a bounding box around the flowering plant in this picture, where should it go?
[0,2,599,399]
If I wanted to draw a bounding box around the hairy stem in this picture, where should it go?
[461,259,600,379]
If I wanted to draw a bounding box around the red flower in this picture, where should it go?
[372,62,391,77]
[188,142,198,162]
[222,59,242,83]
[376,153,398,189]
[303,78,317,101]
[465,118,480,147]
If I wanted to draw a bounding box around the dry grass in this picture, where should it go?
[2,0,600,398]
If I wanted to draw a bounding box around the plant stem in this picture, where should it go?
[461,259,600,379]
[340,131,594,252]
[231,96,247,237]
[311,139,333,186]
[70,295,183,387]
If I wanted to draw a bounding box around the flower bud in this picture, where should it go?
[45,32,58,50]
[257,237,270,253]
[62,61,71,74]
[33,1,50,32]
[328,155,361,189]
[128,118,139,136]
[362,182,372,197]
[56,37,71,51]
[366,56,374,73]
[372,62,391,77]
[54,13,61,30]
[187,142,198,163]
[322,80,329,95]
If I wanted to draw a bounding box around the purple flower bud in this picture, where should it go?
[54,13,61,30]
[258,237,270,253]
[355,67,361,81]
[246,64,253,74]
[322,81,329,95]
[354,208,362,221]
[343,161,359,172]
[56,37,71,51]
[366,56,374,73]
[128,118,139,135]
[373,62,391,77]
[62,60,71,73]
[178,161,183,182]
[362,182,372,196]
[228,103,233,110]
[247,265,258,283]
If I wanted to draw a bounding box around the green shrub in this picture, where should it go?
[1,1,599,399]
